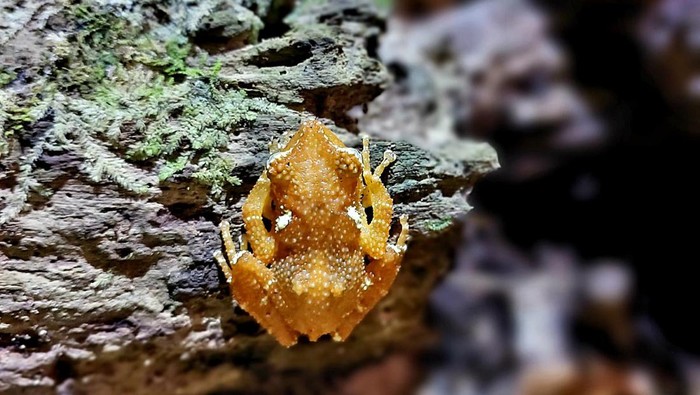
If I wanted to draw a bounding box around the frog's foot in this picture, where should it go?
[214,220,238,283]
[358,136,397,259]
[361,135,396,178]
[392,215,409,255]
[374,149,397,178]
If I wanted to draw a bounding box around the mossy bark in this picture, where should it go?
[0,0,498,393]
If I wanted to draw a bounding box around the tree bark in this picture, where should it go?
[0,0,498,393]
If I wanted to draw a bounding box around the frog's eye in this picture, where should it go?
[266,157,292,181]
[266,149,291,171]
[335,148,362,174]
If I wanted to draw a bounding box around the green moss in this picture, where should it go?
[51,2,252,196]
[0,69,16,86]
[55,5,133,93]
[425,217,453,232]
[0,94,10,156]
[130,82,271,196]
[0,88,49,157]
[55,2,219,94]
[137,39,205,78]
[191,154,241,197]
[1,0,271,223]
[4,97,41,134]
[158,154,189,181]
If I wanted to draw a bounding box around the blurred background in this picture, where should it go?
[3,0,699,393]
[346,0,700,393]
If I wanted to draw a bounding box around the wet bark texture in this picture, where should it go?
[0,0,498,393]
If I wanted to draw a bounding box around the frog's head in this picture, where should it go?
[268,120,345,162]
[265,120,363,222]
[266,119,361,185]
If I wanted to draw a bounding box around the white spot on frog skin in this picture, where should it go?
[233,251,246,264]
[337,146,363,164]
[347,206,363,229]
[388,244,405,254]
[266,149,292,169]
[363,277,373,289]
[275,210,293,232]
[292,270,311,295]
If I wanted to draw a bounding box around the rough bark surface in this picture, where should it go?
[0,0,498,393]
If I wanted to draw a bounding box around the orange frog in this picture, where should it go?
[214,120,409,347]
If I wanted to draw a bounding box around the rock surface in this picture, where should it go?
[0,0,497,393]
[354,0,601,181]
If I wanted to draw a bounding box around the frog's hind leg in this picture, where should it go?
[359,136,397,259]
[229,254,299,347]
[333,215,409,341]
[332,248,405,341]
[215,220,298,347]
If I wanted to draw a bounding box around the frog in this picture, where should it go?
[214,119,408,347]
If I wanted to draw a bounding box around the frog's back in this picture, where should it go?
[269,249,367,340]
[267,123,365,251]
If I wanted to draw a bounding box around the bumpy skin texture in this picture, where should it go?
[214,120,409,347]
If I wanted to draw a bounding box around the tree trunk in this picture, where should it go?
[0,0,498,393]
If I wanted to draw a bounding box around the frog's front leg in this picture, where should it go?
[214,221,298,347]
[333,216,409,341]
[359,136,399,259]
[242,174,276,264]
